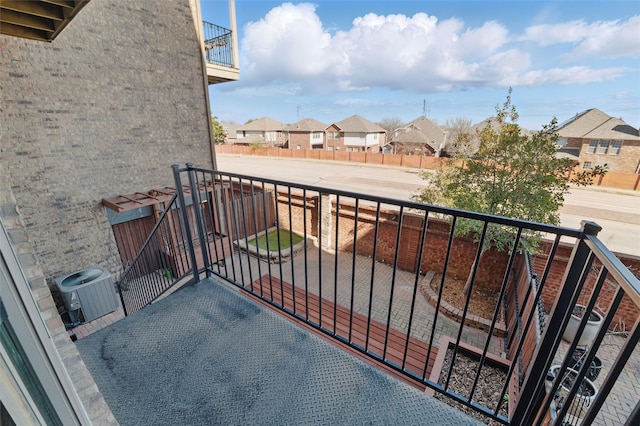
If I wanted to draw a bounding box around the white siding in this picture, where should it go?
[343,132,382,147]
[343,132,367,147]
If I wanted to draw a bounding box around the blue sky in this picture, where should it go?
[201,1,639,130]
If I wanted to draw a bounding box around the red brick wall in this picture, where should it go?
[325,124,345,151]
[288,132,316,150]
[532,241,639,331]
[275,189,318,239]
[329,202,510,288]
[271,193,640,330]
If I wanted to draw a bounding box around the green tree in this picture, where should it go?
[413,90,606,290]
[211,115,227,145]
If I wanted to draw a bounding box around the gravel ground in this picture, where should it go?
[435,349,509,425]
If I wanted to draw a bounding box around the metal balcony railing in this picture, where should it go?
[203,21,234,68]
[117,163,640,426]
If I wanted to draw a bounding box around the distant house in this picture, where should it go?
[555,108,640,173]
[443,117,534,157]
[325,114,386,153]
[235,117,286,147]
[221,121,241,144]
[383,116,445,156]
[284,118,327,150]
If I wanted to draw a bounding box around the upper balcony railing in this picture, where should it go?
[116,163,640,426]
[203,21,234,68]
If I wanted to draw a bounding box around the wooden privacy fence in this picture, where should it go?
[228,190,276,240]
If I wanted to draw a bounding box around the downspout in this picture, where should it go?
[229,0,240,70]
[192,0,218,170]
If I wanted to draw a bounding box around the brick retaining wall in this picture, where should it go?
[273,192,639,329]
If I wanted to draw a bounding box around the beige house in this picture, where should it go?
[325,114,386,153]
[383,116,446,156]
[555,108,640,173]
[221,121,242,144]
[284,118,327,150]
[235,117,287,147]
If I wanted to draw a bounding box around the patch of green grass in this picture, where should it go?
[248,229,304,251]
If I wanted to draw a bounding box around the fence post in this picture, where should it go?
[172,164,201,284]
[187,164,211,278]
[511,220,601,425]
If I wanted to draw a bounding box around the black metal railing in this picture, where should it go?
[203,21,234,68]
[121,163,639,425]
[115,191,198,315]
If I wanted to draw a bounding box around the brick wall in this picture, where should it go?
[578,139,640,173]
[0,176,117,424]
[533,241,639,331]
[275,190,318,239]
[288,132,317,150]
[273,193,639,329]
[325,124,345,151]
[320,201,509,288]
[0,0,213,288]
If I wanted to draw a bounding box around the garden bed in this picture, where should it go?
[427,337,517,425]
[421,272,507,337]
[234,227,313,263]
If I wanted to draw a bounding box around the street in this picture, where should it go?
[215,154,640,256]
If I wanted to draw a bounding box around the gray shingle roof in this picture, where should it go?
[284,118,327,132]
[400,116,446,146]
[239,117,285,131]
[332,115,385,133]
[556,108,640,140]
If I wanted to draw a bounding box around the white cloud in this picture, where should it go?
[522,16,640,58]
[334,98,385,107]
[500,66,627,86]
[241,3,340,81]
[239,3,636,94]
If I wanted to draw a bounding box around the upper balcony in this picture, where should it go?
[203,20,239,84]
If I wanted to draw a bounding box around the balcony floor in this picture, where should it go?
[75,277,482,425]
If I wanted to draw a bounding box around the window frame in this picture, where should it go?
[597,140,609,154]
[610,141,622,155]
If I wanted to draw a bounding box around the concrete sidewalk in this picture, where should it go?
[76,278,482,425]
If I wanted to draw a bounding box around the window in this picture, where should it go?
[327,146,334,151]
[373,133,378,141]
[610,141,622,155]
[586,140,597,154]
[557,138,567,147]
[312,132,322,140]
[582,161,592,169]
[328,132,339,140]
[597,140,609,154]
[296,145,301,150]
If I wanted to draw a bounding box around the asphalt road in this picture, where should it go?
[215,154,640,256]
